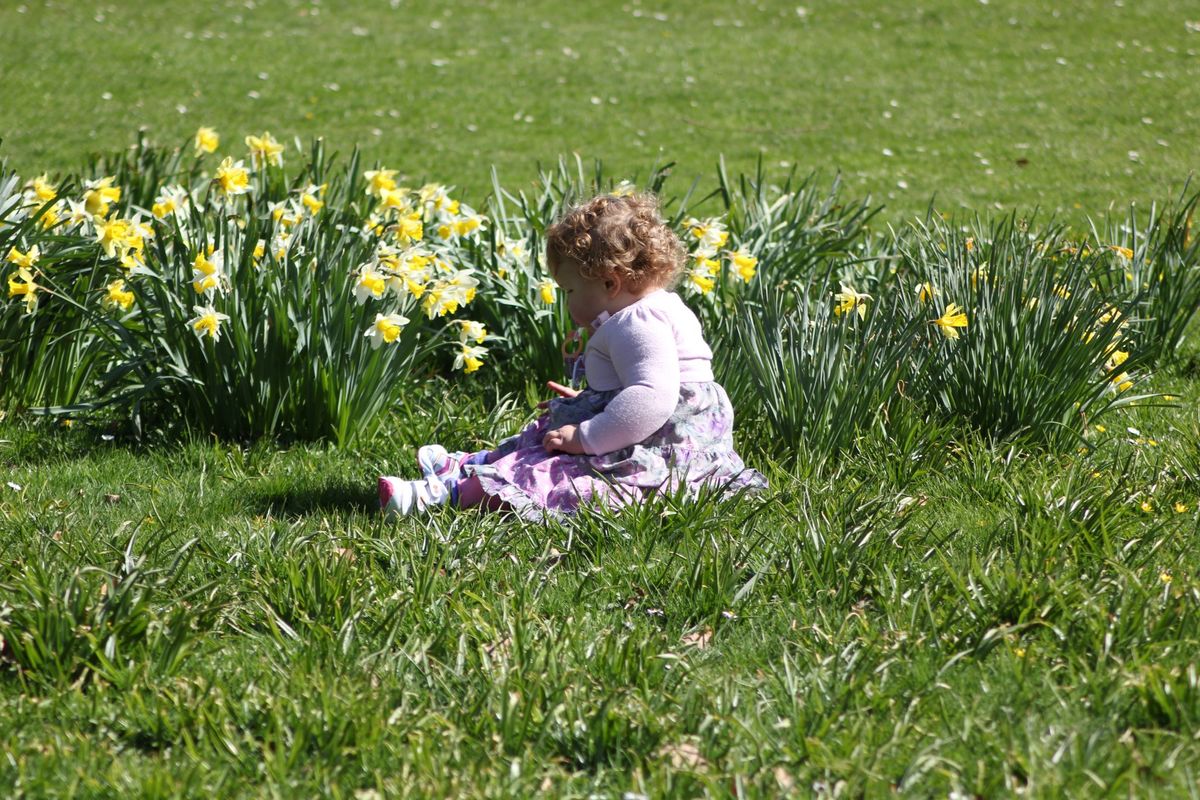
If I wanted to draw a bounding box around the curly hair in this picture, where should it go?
[545,193,684,293]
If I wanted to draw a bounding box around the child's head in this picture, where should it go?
[545,193,684,321]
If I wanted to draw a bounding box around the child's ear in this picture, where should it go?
[605,276,621,296]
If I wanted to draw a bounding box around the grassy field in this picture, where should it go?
[2,366,1199,796]
[1,0,1199,221]
[4,1,1200,797]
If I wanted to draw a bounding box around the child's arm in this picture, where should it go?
[575,313,679,455]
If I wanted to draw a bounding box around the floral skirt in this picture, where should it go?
[469,382,767,520]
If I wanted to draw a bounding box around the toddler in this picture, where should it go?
[379,192,767,519]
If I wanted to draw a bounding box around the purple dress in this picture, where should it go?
[469,382,768,521]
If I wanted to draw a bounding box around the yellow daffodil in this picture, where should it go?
[833,283,870,319]
[194,126,220,155]
[1111,372,1133,392]
[684,217,729,250]
[457,320,487,344]
[94,216,134,259]
[252,239,266,263]
[364,168,398,198]
[728,249,757,282]
[1105,349,1129,373]
[688,268,716,294]
[245,131,284,169]
[610,180,636,197]
[364,312,409,349]
[82,177,121,217]
[932,303,969,340]
[1175,502,1189,514]
[213,158,251,196]
[965,237,975,252]
[102,278,135,311]
[6,245,39,269]
[538,279,556,304]
[1109,245,1134,260]
[454,343,487,373]
[970,265,988,291]
[354,266,388,303]
[379,186,413,213]
[395,212,423,244]
[192,249,225,295]
[7,267,38,314]
[26,174,57,203]
[300,183,326,215]
[917,281,938,303]
[189,304,230,341]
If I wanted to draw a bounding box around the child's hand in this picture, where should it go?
[543,424,585,454]
[537,380,581,409]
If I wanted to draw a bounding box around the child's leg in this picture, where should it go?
[456,475,506,511]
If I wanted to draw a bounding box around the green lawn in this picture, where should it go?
[4,1,1200,797]
[2,0,1199,221]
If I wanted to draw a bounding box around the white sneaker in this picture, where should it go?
[379,475,450,518]
[417,444,473,486]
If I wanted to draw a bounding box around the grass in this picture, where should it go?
[1,0,1199,223]
[2,359,1200,795]
[4,0,1200,796]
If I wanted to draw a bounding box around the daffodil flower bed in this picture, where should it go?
[1,132,1198,450]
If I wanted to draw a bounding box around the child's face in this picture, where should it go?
[552,258,612,327]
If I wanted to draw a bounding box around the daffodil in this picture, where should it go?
[82,177,121,217]
[538,279,556,304]
[7,267,38,314]
[192,249,225,295]
[189,304,230,341]
[932,303,969,340]
[354,266,388,303]
[37,201,63,230]
[687,268,716,294]
[833,283,870,319]
[6,245,39,269]
[94,216,135,259]
[379,186,414,213]
[364,168,398,198]
[213,158,251,196]
[419,183,451,213]
[152,185,190,219]
[1109,245,1134,260]
[728,249,757,282]
[917,282,938,303]
[610,180,636,197]
[394,212,423,244]
[299,183,326,215]
[364,312,409,349]
[102,278,135,311]
[245,131,284,169]
[252,239,266,263]
[457,320,487,344]
[684,217,729,250]
[1111,372,1133,392]
[1105,349,1129,373]
[1175,502,1190,514]
[25,174,57,203]
[454,343,487,373]
[194,126,220,155]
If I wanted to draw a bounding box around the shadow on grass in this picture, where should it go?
[250,480,377,518]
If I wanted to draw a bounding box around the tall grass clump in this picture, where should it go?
[713,279,927,468]
[1088,189,1200,364]
[893,215,1153,447]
